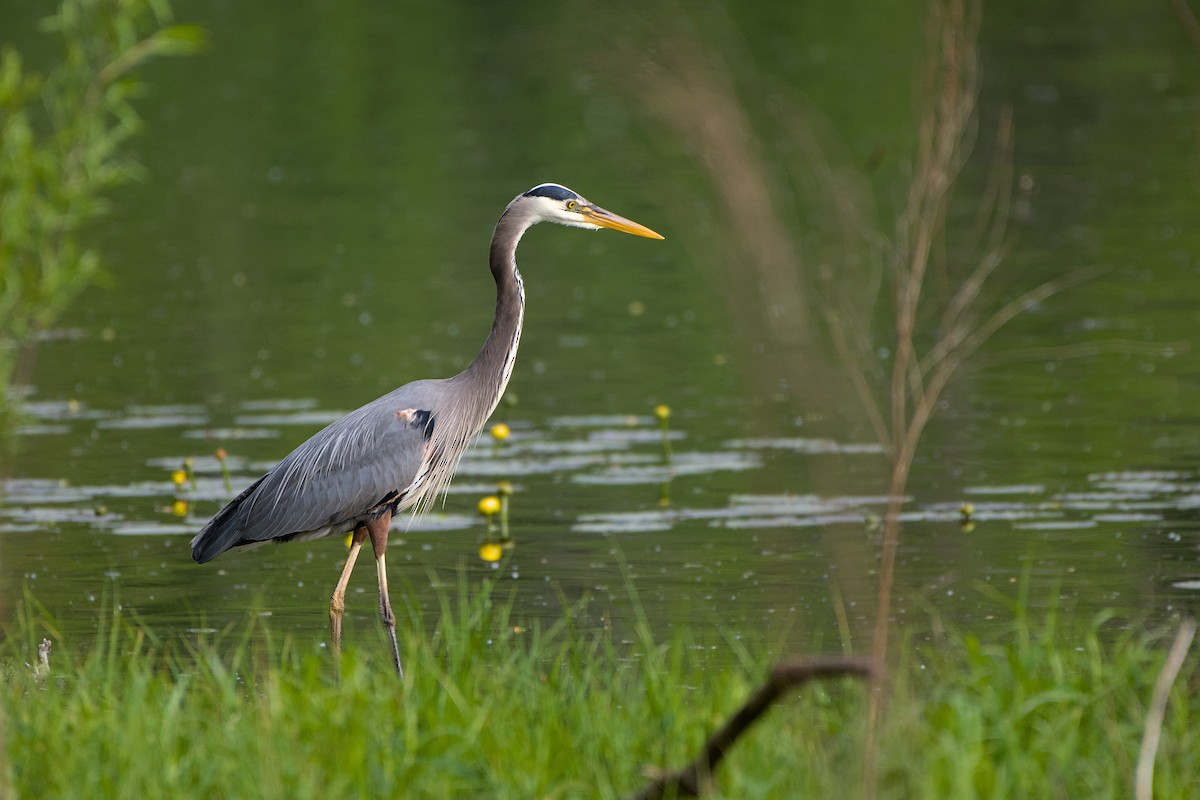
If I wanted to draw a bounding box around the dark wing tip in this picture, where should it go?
[191,536,222,564]
[190,475,265,563]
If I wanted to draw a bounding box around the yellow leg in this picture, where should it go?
[330,527,367,662]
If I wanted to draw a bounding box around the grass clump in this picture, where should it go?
[884,610,1198,799]
[1,585,1197,799]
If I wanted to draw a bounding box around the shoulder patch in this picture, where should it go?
[396,407,434,439]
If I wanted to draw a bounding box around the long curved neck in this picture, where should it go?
[410,208,531,514]
[455,207,529,413]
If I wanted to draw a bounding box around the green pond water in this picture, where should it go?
[3,1,1200,661]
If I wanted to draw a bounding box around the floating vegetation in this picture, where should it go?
[573,510,676,534]
[962,483,1047,496]
[97,404,210,429]
[586,428,686,446]
[2,505,123,526]
[475,480,515,562]
[1014,520,1100,531]
[478,495,501,520]
[547,414,646,428]
[392,513,476,533]
[111,521,196,536]
[233,411,347,427]
[726,437,885,454]
[0,478,92,504]
[21,400,111,421]
[496,481,514,539]
[655,404,673,505]
[238,398,320,411]
[12,423,72,436]
[457,453,605,477]
[182,427,280,440]
[572,451,761,486]
[7,396,1200,597]
[148,452,251,474]
[1090,512,1165,523]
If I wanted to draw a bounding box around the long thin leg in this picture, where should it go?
[366,508,403,678]
[330,526,368,664]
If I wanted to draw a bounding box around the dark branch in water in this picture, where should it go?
[628,657,872,800]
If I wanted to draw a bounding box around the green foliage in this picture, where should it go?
[0,0,202,407]
[881,613,1197,799]
[1,585,1197,799]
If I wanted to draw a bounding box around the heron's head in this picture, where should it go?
[515,183,664,239]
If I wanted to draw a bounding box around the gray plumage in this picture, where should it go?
[191,383,441,561]
[189,182,663,676]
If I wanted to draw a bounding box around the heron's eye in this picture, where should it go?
[566,200,577,210]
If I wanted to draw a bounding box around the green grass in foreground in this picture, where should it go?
[1,583,1197,799]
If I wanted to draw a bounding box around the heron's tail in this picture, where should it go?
[190,476,265,563]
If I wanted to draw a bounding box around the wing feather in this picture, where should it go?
[191,384,440,562]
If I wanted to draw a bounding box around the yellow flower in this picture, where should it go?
[478,496,501,516]
[344,533,354,548]
[171,499,188,517]
[171,470,187,487]
[479,542,503,562]
[654,404,671,422]
[496,480,514,497]
[215,448,228,461]
[490,423,510,441]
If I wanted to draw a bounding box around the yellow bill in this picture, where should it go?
[580,204,665,239]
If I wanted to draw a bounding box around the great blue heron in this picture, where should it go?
[190,183,663,676]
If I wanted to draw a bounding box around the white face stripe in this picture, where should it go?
[524,195,599,231]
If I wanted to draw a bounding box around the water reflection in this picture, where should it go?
[3,396,1200,655]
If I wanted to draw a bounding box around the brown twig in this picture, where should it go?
[629,657,873,800]
[866,2,984,788]
[621,4,1075,793]
[1135,617,1196,800]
